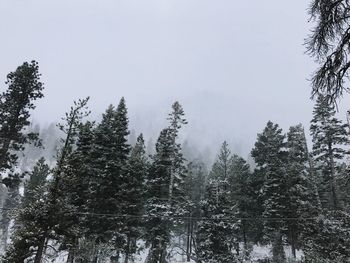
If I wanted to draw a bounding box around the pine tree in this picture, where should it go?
[196,180,238,263]
[166,101,188,205]
[196,142,239,263]
[87,98,130,261]
[58,121,95,262]
[2,158,50,262]
[23,157,49,207]
[229,154,254,259]
[302,210,350,263]
[210,141,231,180]
[122,134,148,263]
[145,101,188,263]
[0,61,44,175]
[251,121,287,262]
[183,159,207,261]
[310,95,349,210]
[144,128,173,263]
[285,124,320,258]
[24,98,90,263]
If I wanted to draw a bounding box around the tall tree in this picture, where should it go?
[196,142,239,263]
[31,97,90,263]
[144,128,173,263]
[285,124,320,258]
[229,154,254,259]
[0,61,44,176]
[58,121,95,263]
[251,121,287,262]
[122,134,148,263]
[145,101,188,263]
[310,95,349,210]
[87,98,130,261]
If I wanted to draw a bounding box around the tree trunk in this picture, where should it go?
[34,236,47,263]
[124,234,131,263]
[291,230,296,258]
[186,215,191,262]
[328,142,338,210]
[66,252,74,263]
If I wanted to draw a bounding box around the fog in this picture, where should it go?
[1,0,349,160]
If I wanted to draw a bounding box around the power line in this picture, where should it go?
[0,207,347,221]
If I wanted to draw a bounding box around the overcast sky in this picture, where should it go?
[1,0,349,159]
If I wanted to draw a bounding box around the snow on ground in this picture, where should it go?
[51,244,302,263]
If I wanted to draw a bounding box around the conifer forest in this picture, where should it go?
[2,1,350,263]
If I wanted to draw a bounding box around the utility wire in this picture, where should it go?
[0,207,347,221]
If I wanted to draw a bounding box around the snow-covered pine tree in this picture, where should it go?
[196,181,238,263]
[2,158,50,263]
[0,61,44,176]
[196,142,239,263]
[183,159,207,261]
[302,210,350,263]
[310,95,349,210]
[58,121,95,262]
[145,101,188,263]
[28,98,90,263]
[285,124,320,258]
[251,121,287,262]
[87,98,131,261]
[23,157,49,208]
[121,134,148,263]
[144,128,173,263]
[210,141,231,180]
[166,101,188,208]
[229,154,254,259]
[0,62,44,251]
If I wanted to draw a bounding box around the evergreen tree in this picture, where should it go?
[23,157,49,207]
[196,142,239,263]
[251,121,287,262]
[285,124,320,258]
[26,98,90,263]
[87,98,130,261]
[183,159,207,261]
[145,101,188,263]
[59,121,95,262]
[302,210,350,263]
[210,141,231,180]
[144,128,173,263]
[196,180,238,263]
[310,95,349,210]
[0,61,44,176]
[2,158,50,262]
[229,154,254,258]
[122,134,148,263]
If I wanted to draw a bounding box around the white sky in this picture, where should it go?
[1,0,349,159]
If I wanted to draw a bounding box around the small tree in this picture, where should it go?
[2,158,50,262]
